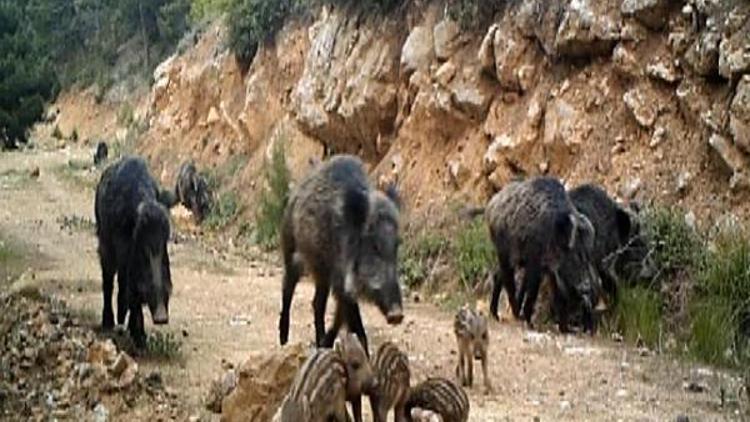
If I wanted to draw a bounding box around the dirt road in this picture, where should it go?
[0,144,744,421]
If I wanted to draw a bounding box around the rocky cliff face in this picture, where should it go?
[73,0,750,224]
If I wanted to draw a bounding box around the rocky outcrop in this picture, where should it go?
[292,8,401,160]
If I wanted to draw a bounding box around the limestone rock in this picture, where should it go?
[646,58,681,83]
[492,23,533,92]
[221,343,309,422]
[719,15,750,79]
[206,107,220,125]
[293,10,399,159]
[684,30,721,77]
[730,75,750,153]
[435,61,457,87]
[554,0,621,58]
[624,87,658,128]
[621,0,671,29]
[434,19,461,60]
[613,43,641,77]
[708,133,750,191]
[450,77,492,120]
[478,24,499,75]
[401,26,434,74]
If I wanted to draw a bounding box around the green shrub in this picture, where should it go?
[641,207,703,284]
[613,286,662,348]
[400,232,450,289]
[204,191,240,229]
[454,219,494,290]
[190,0,231,21]
[226,0,297,68]
[446,0,506,30]
[689,229,750,367]
[254,139,290,250]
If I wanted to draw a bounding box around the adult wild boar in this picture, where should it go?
[483,177,599,328]
[568,184,654,304]
[278,154,403,354]
[95,156,173,348]
[175,161,212,223]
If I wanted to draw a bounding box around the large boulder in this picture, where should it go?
[554,0,621,58]
[401,26,434,75]
[220,343,309,422]
[292,9,400,160]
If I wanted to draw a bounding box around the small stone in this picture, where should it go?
[622,178,642,200]
[647,59,681,83]
[434,61,457,86]
[650,126,667,148]
[624,88,658,128]
[29,167,40,178]
[677,171,691,193]
[206,107,220,125]
[560,400,572,411]
[93,403,109,422]
[616,389,629,398]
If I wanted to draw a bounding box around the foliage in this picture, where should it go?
[454,219,494,290]
[225,0,297,68]
[688,228,750,367]
[400,231,450,289]
[613,286,662,348]
[641,207,703,285]
[204,191,240,229]
[0,1,58,148]
[145,331,183,359]
[190,0,231,21]
[254,139,290,250]
[446,0,506,30]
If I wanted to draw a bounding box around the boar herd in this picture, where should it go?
[91,148,653,421]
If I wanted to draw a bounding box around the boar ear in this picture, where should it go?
[384,183,401,210]
[615,207,632,241]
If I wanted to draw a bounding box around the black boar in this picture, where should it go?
[483,177,598,329]
[568,184,655,304]
[95,156,172,348]
[175,161,212,223]
[278,154,403,354]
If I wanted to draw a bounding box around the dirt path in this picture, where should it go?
[0,145,744,421]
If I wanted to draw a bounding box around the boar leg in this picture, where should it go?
[100,245,116,330]
[279,245,301,346]
[520,263,543,326]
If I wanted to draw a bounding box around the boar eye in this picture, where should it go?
[352,361,361,371]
